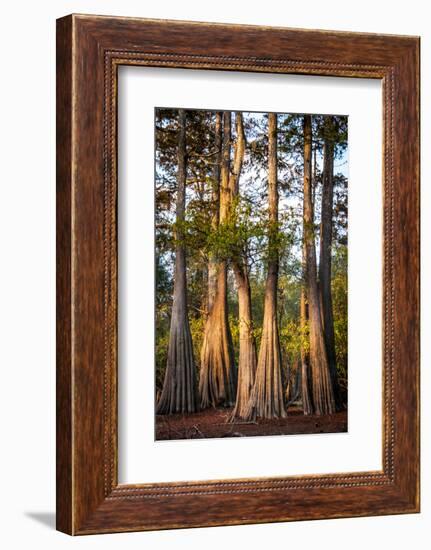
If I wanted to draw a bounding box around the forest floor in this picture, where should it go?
[155,406,347,441]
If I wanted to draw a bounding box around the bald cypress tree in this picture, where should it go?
[319,115,342,409]
[207,112,222,312]
[156,109,199,414]
[302,114,335,415]
[245,113,286,420]
[199,112,237,408]
[230,112,258,420]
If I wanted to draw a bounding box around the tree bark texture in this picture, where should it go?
[230,114,257,419]
[245,113,286,420]
[199,112,236,408]
[157,109,199,414]
[303,114,336,415]
[319,115,342,409]
[207,112,222,313]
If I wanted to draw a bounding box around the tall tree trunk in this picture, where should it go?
[319,116,342,409]
[231,268,257,418]
[199,112,236,408]
[300,289,314,414]
[245,113,286,420]
[207,112,222,313]
[157,109,199,414]
[303,114,335,415]
[230,114,257,419]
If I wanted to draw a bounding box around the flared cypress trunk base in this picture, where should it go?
[199,277,236,409]
[229,334,256,420]
[244,312,286,421]
[157,308,198,415]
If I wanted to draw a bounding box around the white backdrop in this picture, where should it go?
[0,1,428,549]
[118,67,382,483]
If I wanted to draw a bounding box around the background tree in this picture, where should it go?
[157,109,199,414]
[155,109,216,392]
[319,115,341,408]
[302,114,335,415]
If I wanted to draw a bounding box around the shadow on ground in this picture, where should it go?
[25,512,56,530]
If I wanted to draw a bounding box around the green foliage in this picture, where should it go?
[189,315,206,373]
[280,319,303,362]
[155,325,169,392]
[332,245,348,382]
[207,195,266,263]
[228,313,240,363]
[278,274,307,370]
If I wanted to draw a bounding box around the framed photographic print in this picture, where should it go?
[56,14,420,534]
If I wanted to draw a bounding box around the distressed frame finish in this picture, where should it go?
[56,14,420,535]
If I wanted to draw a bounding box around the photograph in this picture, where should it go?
[155,107,348,440]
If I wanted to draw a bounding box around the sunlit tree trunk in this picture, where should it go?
[231,268,257,418]
[207,112,222,312]
[230,114,257,419]
[319,116,342,409]
[303,114,335,415]
[245,113,286,420]
[157,109,199,414]
[199,112,236,408]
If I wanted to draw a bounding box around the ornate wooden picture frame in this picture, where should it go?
[56,14,420,534]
